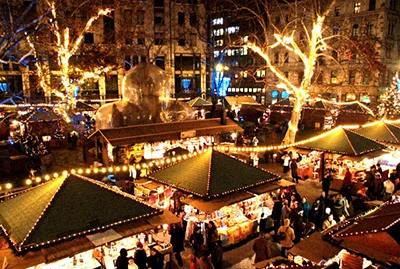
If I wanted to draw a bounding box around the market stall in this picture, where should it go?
[295,126,386,192]
[146,149,287,247]
[0,174,179,269]
[354,120,400,145]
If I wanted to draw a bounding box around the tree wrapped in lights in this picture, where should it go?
[27,1,112,120]
[378,73,400,119]
[234,0,334,145]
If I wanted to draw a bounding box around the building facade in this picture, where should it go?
[210,0,400,106]
[0,0,208,104]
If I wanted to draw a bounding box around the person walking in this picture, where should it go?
[206,221,219,250]
[282,153,291,174]
[301,197,311,223]
[271,197,283,236]
[170,223,185,267]
[189,226,204,258]
[211,240,223,269]
[277,219,295,258]
[116,248,129,269]
[252,231,272,263]
[290,158,299,183]
[322,169,333,198]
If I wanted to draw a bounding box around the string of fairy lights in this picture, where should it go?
[1,119,400,193]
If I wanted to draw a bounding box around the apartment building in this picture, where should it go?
[0,0,208,104]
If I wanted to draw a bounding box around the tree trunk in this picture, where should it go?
[282,97,305,145]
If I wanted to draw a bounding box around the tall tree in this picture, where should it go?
[378,73,400,119]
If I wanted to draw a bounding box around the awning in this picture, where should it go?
[289,232,341,263]
[182,191,255,214]
[247,179,296,195]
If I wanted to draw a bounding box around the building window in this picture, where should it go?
[284,52,289,63]
[284,72,289,78]
[178,38,186,46]
[84,33,94,44]
[388,23,394,35]
[274,52,279,64]
[360,93,370,103]
[138,38,145,45]
[317,71,323,84]
[212,18,223,25]
[154,0,164,7]
[331,70,338,84]
[298,71,304,85]
[390,0,397,10]
[349,70,356,84]
[124,9,132,24]
[332,50,338,61]
[178,12,185,25]
[369,0,376,10]
[386,45,393,59]
[190,12,196,26]
[125,38,133,45]
[190,34,196,46]
[366,24,374,36]
[335,6,340,16]
[137,10,145,25]
[155,57,165,70]
[354,2,361,13]
[352,24,359,37]
[215,39,223,47]
[155,38,164,45]
[345,93,357,101]
[155,16,164,25]
[275,16,280,25]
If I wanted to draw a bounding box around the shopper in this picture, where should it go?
[301,197,311,223]
[188,253,200,269]
[116,248,129,269]
[211,240,223,269]
[170,223,185,267]
[322,169,333,198]
[271,196,283,236]
[253,231,272,263]
[198,251,215,269]
[282,153,291,173]
[322,214,336,230]
[134,242,147,269]
[277,219,295,258]
[206,221,219,250]
[147,247,164,269]
[290,158,299,183]
[189,226,204,258]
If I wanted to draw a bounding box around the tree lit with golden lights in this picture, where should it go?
[378,73,400,119]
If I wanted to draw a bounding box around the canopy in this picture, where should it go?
[296,126,385,155]
[16,109,61,123]
[324,202,400,267]
[0,174,172,253]
[148,149,280,200]
[354,121,400,144]
[339,102,374,116]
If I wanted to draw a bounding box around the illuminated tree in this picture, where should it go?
[27,0,112,119]
[378,73,400,119]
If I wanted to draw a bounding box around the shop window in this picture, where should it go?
[360,93,370,103]
[354,2,361,13]
[345,93,357,101]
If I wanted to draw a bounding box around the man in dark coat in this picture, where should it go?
[253,231,272,263]
[169,223,185,267]
[271,197,282,236]
[290,158,299,183]
[147,247,164,269]
[322,170,333,198]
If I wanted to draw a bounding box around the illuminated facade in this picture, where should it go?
[0,0,207,104]
[211,0,400,106]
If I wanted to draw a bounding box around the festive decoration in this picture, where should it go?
[378,72,400,119]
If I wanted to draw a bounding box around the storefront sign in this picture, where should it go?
[180,130,196,139]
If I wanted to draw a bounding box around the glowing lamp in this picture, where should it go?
[26,179,32,185]
[5,183,12,190]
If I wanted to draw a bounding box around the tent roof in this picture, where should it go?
[296,127,385,155]
[88,118,242,146]
[224,96,259,106]
[0,174,163,252]
[339,102,374,116]
[325,202,400,267]
[17,109,61,123]
[355,121,400,144]
[148,150,280,200]
[187,97,212,107]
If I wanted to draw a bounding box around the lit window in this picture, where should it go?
[354,3,361,13]
[212,18,223,25]
[345,93,356,101]
[244,88,248,92]
[243,47,248,55]
[366,24,374,36]
[241,36,248,44]
[352,24,359,37]
[214,51,220,58]
[331,70,338,84]
[360,93,370,103]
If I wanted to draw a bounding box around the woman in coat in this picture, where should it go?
[277,218,295,257]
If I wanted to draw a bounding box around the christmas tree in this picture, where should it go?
[378,73,400,119]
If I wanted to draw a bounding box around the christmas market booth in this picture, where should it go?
[86,118,242,166]
[0,174,179,269]
[290,199,400,268]
[145,149,292,247]
[294,126,386,192]
[354,120,400,146]
[335,102,375,126]
[187,97,213,119]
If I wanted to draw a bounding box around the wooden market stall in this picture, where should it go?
[146,149,289,247]
[87,118,243,166]
[354,120,400,145]
[0,174,179,269]
[294,126,386,193]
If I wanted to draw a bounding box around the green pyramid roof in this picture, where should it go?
[0,174,162,252]
[296,127,385,155]
[355,121,400,144]
[148,150,280,200]
[187,97,212,107]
